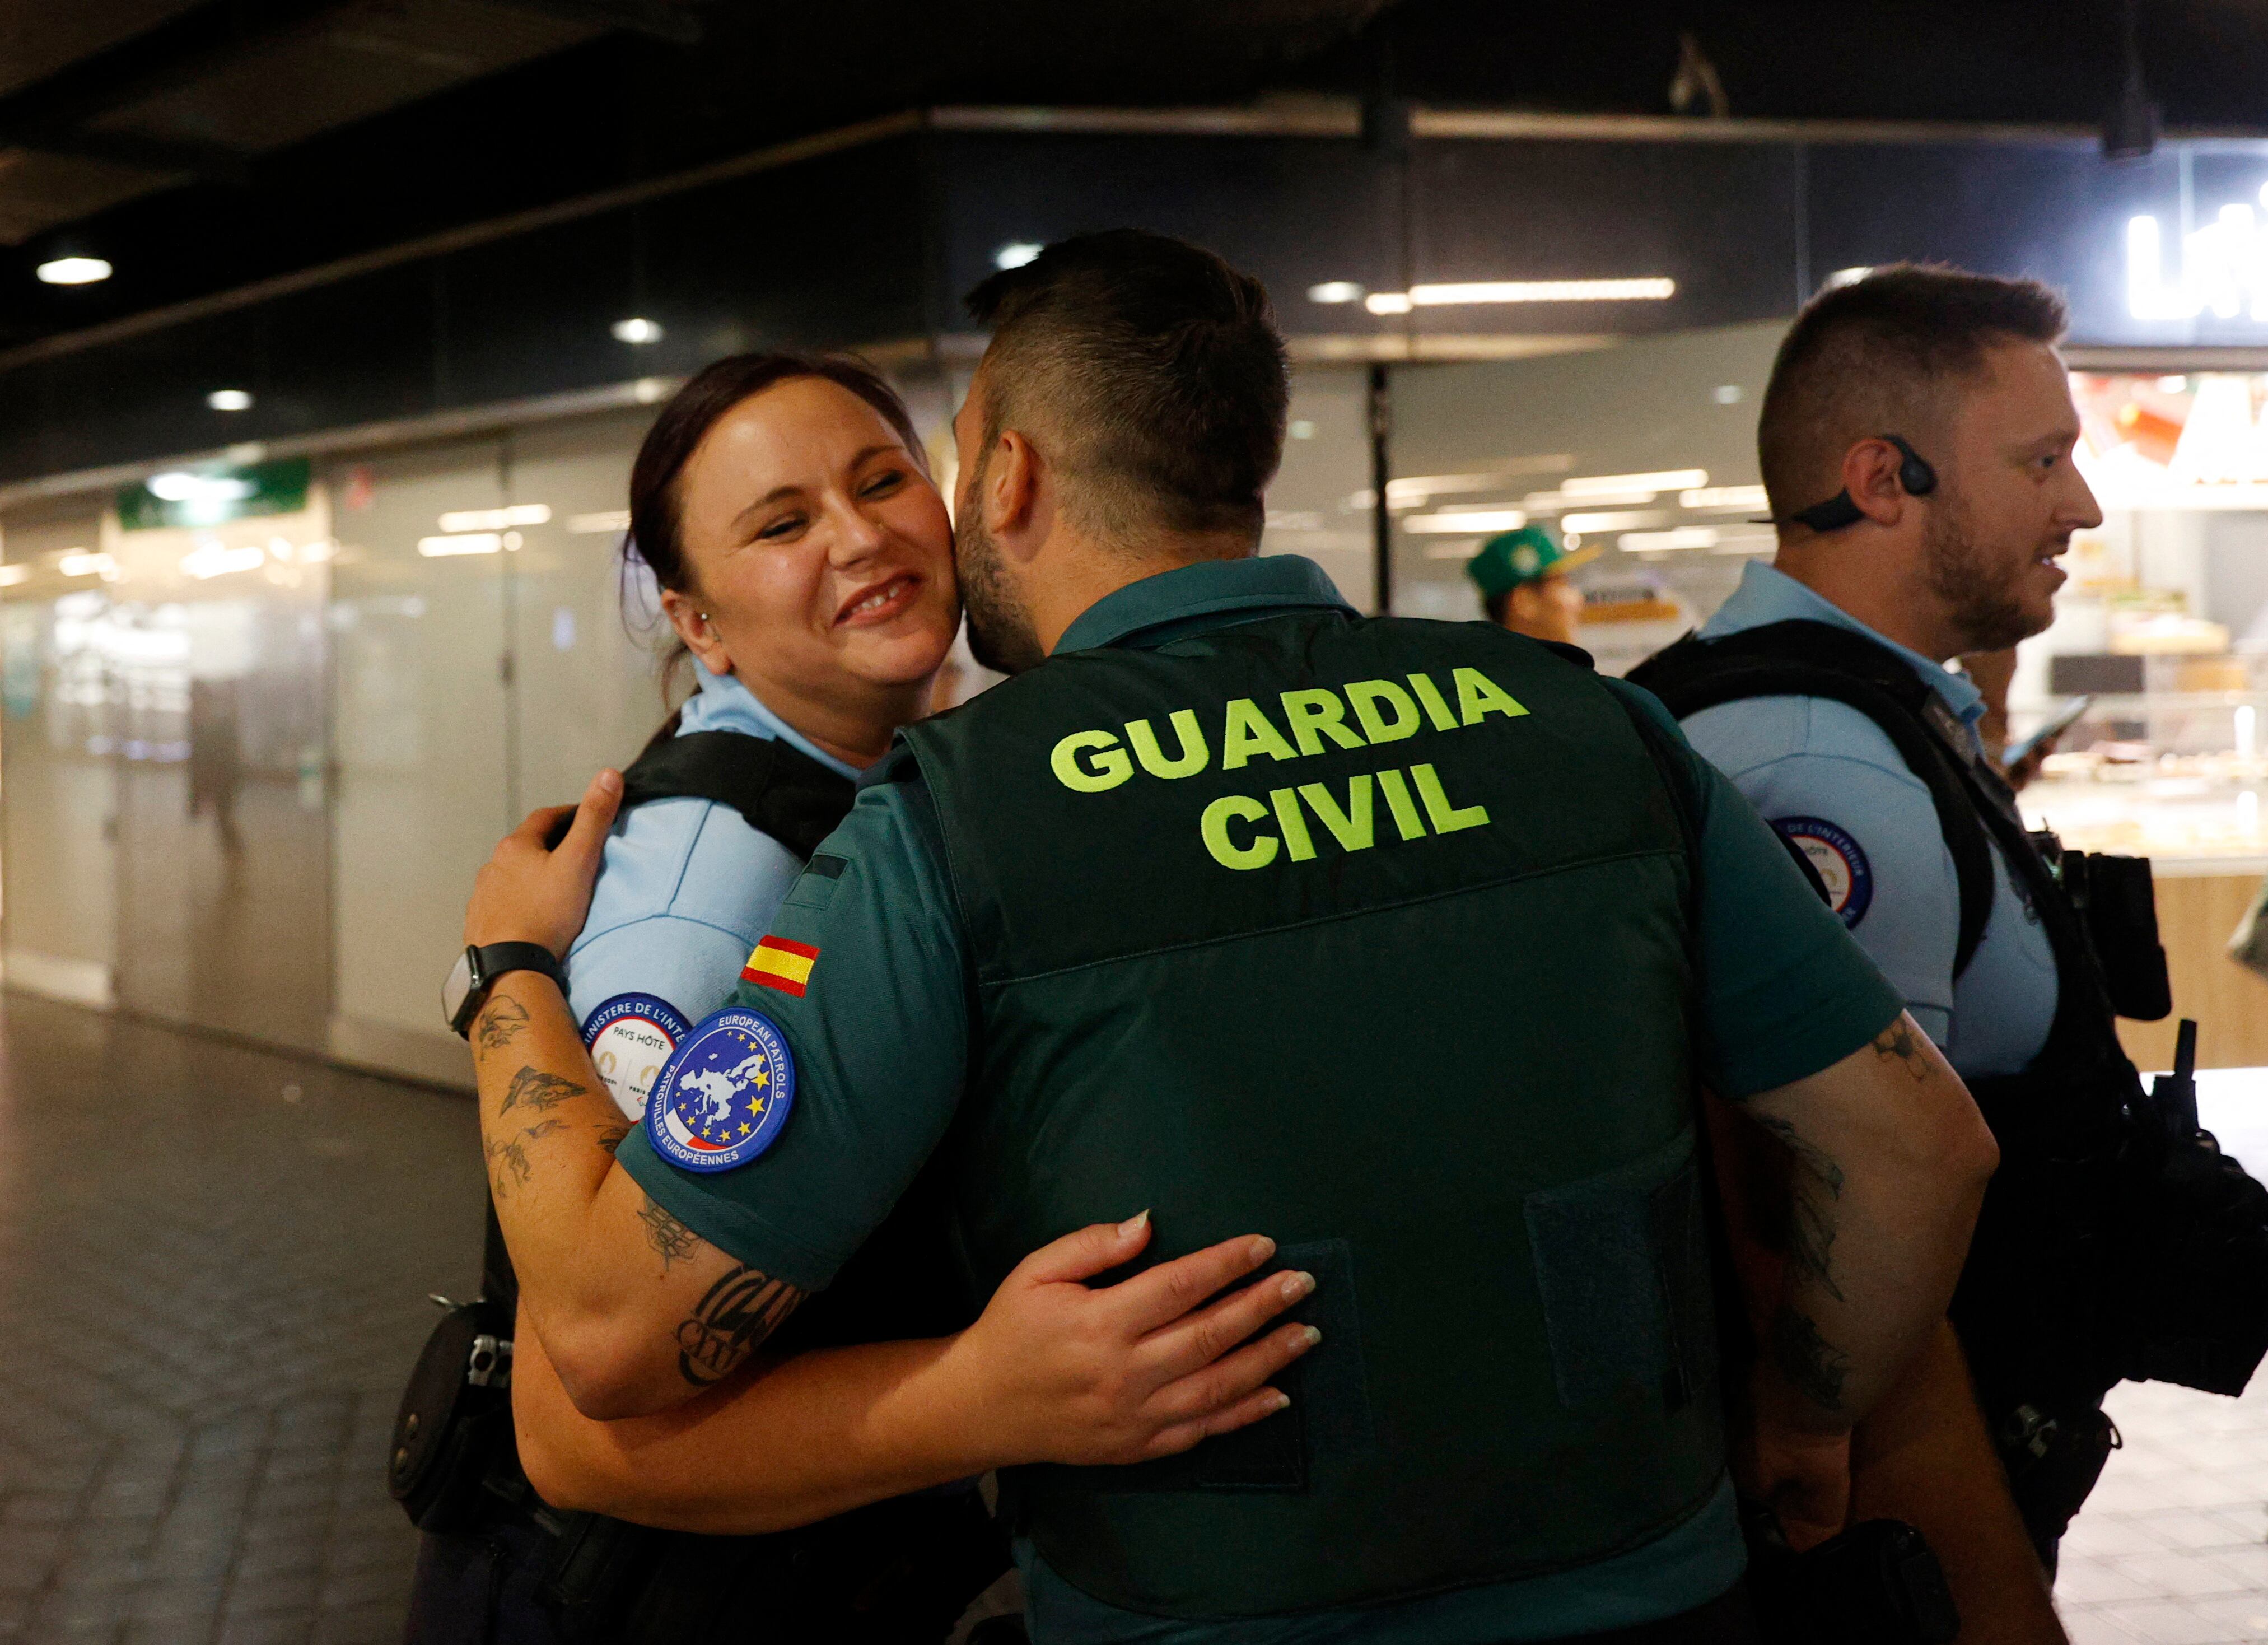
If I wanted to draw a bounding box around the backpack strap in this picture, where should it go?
[620,730,858,862]
[1628,621,1997,980]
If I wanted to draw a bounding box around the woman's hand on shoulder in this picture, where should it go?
[942,1211,1319,1469]
[465,768,623,956]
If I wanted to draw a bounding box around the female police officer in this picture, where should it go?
[410,352,1320,1643]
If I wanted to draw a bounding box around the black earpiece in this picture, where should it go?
[1778,434,1937,533]
[1886,434,1938,498]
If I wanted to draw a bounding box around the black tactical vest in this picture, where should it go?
[904,608,1725,1617]
[1629,621,2143,1419]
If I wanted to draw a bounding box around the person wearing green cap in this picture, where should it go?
[1468,524,1599,646]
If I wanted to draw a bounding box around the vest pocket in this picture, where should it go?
[1524,1133,1712,1414]
[1088,1237,1374,1494]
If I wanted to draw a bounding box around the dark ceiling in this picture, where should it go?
[0,0,2255,352]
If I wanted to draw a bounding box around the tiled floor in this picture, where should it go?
[0,992,483,1644]
[2057,1378,2268,1643]
[4,987,2267,1643]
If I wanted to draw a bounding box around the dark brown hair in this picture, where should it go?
[622,351,928,706]
[1758,264,2068,516]
[963,230,1287,546]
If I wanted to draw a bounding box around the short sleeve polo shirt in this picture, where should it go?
[612,554,1904,1644]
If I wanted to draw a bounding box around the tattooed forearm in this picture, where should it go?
[675,1264,804,1386]
[637,1194,703,1269]
[1870,1018,1933,1083]
[482,1119,567,1197]
[595,1123,631,1155]
[500,1066,584,1115]
[1770,1306,1850,1412]
[1749,1113,1847,1302]
[474,994,530,1053]
[486,1135,531,1197]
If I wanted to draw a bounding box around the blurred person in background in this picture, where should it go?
[1468,523,1598,646]
[407,352,1316,1644]
[464,230,1998,1645]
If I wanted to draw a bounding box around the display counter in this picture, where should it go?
[2020,740,2268,1070]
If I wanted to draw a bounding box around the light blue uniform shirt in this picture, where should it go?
[1678,561,2058,1076]
[564,669,861,1117]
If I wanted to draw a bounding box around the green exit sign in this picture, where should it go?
[118,457,311,532]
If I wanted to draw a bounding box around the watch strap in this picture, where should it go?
[452,942,568,1037]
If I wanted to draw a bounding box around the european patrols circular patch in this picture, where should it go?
[580,993,691,1121]
[643,1007,796,1173]
[1773,815,1874,927]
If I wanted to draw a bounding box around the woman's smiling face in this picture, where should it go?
[664,375,959,725]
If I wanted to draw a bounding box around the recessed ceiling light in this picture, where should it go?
[37,256,110,285]
[993,242,1043,271]
[1307,281,1365,304]
[612,316,664,344]
[206,389,253,412]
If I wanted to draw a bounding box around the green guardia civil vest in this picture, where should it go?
[902,607,1723,1618]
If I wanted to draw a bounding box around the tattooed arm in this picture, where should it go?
[1729,1012,1997,1438]
[466,772,810,1419]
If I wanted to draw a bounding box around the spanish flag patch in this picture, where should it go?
[742,936,819,997]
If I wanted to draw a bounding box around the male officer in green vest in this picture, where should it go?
[508,232,1999,1643]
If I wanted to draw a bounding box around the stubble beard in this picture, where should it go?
[1921,493,2050,655]
[953,487,1047,676]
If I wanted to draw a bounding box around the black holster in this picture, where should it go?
[1993,1402,2118,1563]
[1742,1507,1958,1645]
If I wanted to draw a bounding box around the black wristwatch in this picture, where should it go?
[442,942,568,1038]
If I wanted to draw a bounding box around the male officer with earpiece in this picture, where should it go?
[1634,265,2268,1621]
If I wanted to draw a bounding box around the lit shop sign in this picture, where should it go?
[2126,192,2268,320]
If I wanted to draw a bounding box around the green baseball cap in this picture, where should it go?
[1464,526,1600,600]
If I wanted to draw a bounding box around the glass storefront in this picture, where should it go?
[1377,334,2268,1067]
[11,343,2268,1077]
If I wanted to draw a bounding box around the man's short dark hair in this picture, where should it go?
[1757,264,2068,518]
[964,230,1289,546]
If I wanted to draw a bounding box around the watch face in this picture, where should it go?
[442,949,477,1031]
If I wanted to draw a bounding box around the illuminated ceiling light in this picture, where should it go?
[612,316,664,344]
[1560,509,1669,533]
[418,533,505,557]
[36,255,110,285]
[1364,291,1415,315]
[1563,468,1707,497]
[1712,384,1745,404]
[1679,484,1771,511]
[1523,487,1657,512]
[437,504,550,532]
[1620,527,1720,552]
[0,565,27,586]
[993,242,1043,271]
[1825,267,1873,289]
[206,388,253,412]
[57,550,116,577]
[1403,509,1528,534]
[1407,278,1677,306]
[1307,281,1365,304]
[567,510,631,534]
[148,471,254,504]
